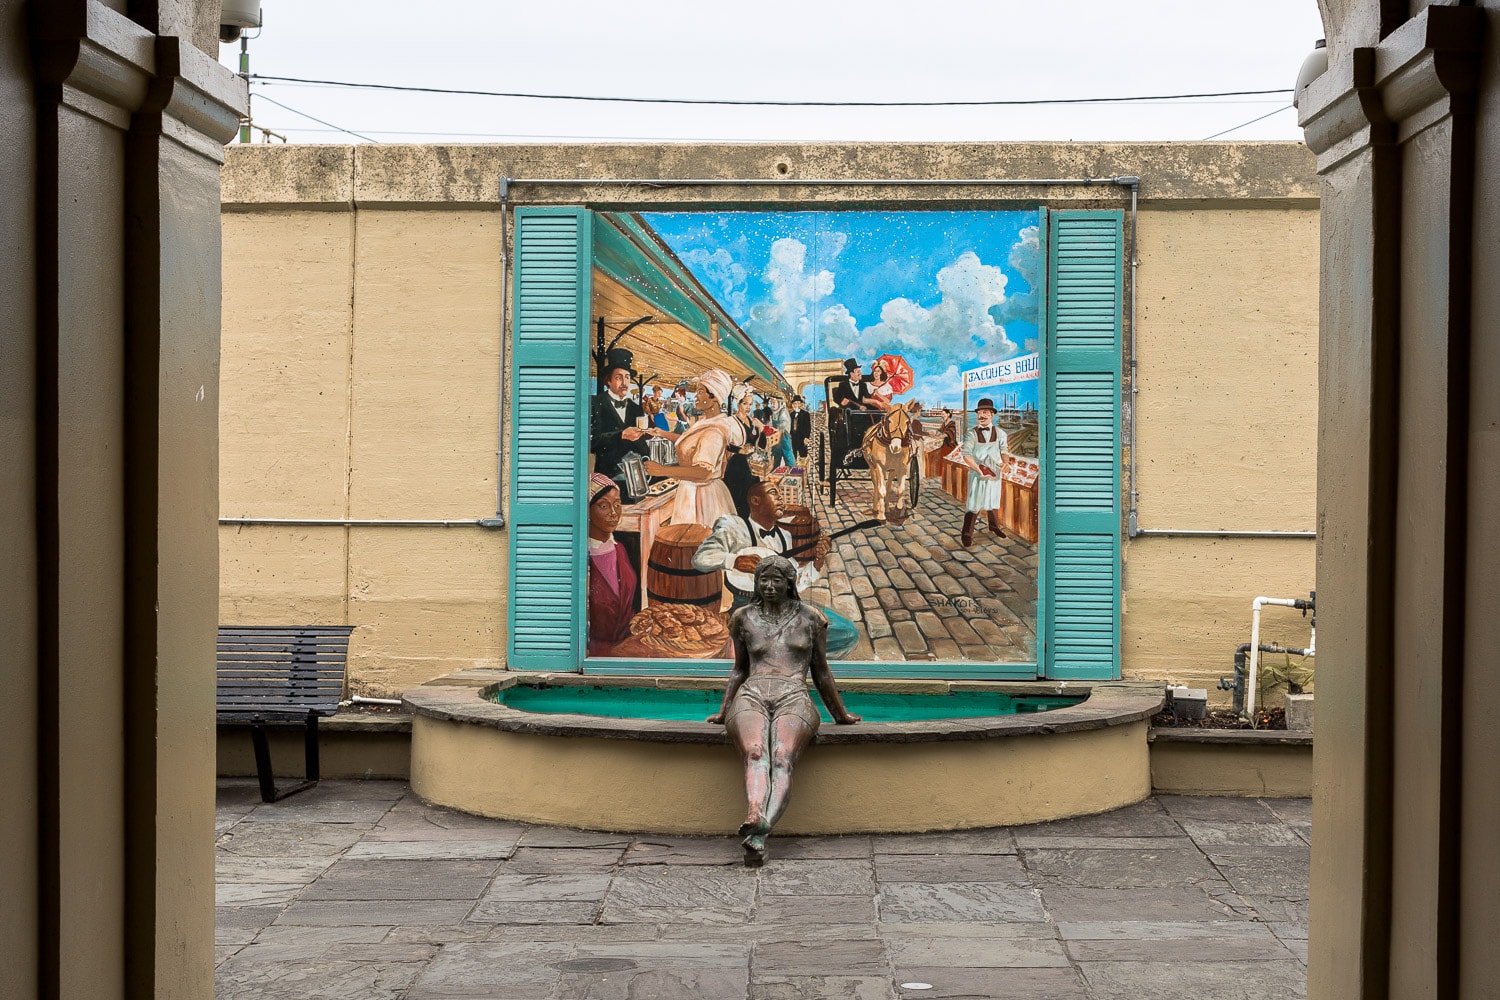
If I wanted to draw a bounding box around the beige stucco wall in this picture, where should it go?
[1125,204,1319,690]
[220,142,1318,697]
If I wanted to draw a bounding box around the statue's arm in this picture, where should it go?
[708,617,750,724]
[810,616,860,724]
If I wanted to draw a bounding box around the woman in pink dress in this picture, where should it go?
[642,368,745,527]
[585,473,637,656]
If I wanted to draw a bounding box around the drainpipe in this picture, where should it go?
[478,176,511,530]
[1117,176,1141,538]
[1244,592,1315,724]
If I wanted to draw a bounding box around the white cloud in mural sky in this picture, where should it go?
[225,1,1325,144]
[741,234,1030,371]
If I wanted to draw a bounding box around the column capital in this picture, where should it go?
[142,36,249,163]
[31,1,247,157]
[1298,4,1485,173]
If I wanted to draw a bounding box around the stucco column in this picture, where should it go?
[18,2,246,997]
[1299,5,1488,997]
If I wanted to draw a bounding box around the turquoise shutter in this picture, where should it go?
[1041,211,1123,680]
[507,208,592,670]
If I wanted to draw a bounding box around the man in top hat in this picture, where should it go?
[589,347,652,501]
[957,397,1008,547]
[831,357,878,411]
[788,395,812,463]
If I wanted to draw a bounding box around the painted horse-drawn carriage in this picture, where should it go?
[818,375,923,524]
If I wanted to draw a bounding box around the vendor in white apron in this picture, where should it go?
[957,397,1008,548]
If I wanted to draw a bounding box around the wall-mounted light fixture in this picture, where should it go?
[1293,39,1328,109]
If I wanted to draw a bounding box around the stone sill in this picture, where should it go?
[1149,727,1312,746]
[217,710,413,734]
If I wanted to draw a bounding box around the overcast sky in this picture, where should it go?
[220,1,1326,145]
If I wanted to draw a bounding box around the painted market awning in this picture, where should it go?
[591,213,790,396]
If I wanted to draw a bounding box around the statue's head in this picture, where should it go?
[752,554,799,605]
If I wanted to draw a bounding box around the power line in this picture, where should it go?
[249,74,1292,108]
[1202,104,1294,140]
[250,92,382,143]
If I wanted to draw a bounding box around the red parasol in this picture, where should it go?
[873,353,914,395]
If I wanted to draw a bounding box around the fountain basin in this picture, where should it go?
[403,674,1163,835]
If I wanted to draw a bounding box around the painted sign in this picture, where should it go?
[964,353,1040,389]
[582,210,1043,666]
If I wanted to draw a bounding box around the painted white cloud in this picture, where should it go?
[990,225,1040,326]
[734,228,1037,385]
[680,247,748,316]
[818,251,1021,362]
[743,235,845,357]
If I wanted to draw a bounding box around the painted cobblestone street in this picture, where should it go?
[215,780,1310,999]
[799,466,1039,663]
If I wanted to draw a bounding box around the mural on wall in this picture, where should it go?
[584,210,1041,663]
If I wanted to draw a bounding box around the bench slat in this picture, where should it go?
[216,625,352,723]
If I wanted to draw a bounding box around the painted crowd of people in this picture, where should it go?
[585,348,1028,659]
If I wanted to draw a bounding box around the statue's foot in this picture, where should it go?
[741,832,768,867]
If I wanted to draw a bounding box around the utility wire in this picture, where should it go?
[250,92,382,143]
[1202,103,1294,140]
[248,74,1292,108]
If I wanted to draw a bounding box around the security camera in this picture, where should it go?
[220,0,261,43]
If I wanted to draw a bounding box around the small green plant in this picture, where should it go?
[1258,653,1314,699]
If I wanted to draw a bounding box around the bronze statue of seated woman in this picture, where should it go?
[707,554,860,865]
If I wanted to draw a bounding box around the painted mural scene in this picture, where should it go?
[585,211,1043,664]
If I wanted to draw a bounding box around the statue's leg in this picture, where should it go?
[726,708,772,833]
[763,714,816,831]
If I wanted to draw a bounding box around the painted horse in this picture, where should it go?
[861,400,923,523]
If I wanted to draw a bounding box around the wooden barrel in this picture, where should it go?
[646,523,720,606]
[779,506,820,560]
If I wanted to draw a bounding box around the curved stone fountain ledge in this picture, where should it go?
[403,676,1164,744]
[402,675,1165,834]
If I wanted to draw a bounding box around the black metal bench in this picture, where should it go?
[216,625,354,802]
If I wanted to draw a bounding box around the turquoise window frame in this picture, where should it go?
[507,205,1122,681]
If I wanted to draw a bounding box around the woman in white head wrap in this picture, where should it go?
[643,368,746,527]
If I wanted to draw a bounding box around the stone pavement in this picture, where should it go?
[802,473,1038,664]
[216,780,1310,999]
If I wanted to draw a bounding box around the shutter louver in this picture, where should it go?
[1043,211,1123,680]
[507,208,592,670]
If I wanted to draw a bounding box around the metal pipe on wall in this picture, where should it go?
[1122,177,1141,537]
[478,176,511,530]
[1132,528,1317,539]
[505,176,1139,190]
[219,518,493,527]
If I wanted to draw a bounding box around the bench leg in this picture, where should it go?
[249,719,320,803]
[303,713,321,783]
[250,724,277,803]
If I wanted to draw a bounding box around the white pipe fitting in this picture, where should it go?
[1246,596,1307,724]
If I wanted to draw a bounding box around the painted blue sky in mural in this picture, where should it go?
[641,210,1041,410]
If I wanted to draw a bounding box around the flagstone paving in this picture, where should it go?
[801,467,1038,664]
[216,780,1310,999]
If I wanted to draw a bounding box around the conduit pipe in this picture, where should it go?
[477,176,511,530]
[219,517,493,527]
[1133,528,1316,539]
[1122,176,1141,538]
[504,176,1142,191]
[1245,593,1315,724]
